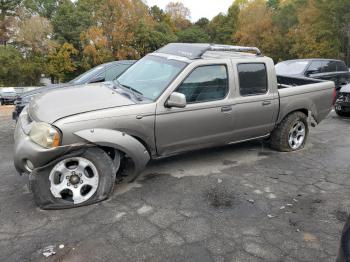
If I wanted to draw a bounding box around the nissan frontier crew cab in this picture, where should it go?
[14,43,334,209]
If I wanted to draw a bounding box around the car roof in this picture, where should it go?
[281,58,345,63]
[103,60,136,67]
[155,43,264,61]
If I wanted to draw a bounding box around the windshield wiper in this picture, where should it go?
[114,80,144,101]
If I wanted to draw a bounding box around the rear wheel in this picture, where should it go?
[29,147,117,209]
[270,111,308,152]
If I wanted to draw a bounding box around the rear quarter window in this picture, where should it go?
[336,61,348,72]
[323,61,337,72]
[238,63,268,96]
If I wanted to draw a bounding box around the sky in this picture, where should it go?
[144,0,234,22]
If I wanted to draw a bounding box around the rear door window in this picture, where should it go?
[238,63,268,96]
[335,61,348,72]
[323,61,337,72]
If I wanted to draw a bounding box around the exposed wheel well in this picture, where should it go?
[281,109,308,123]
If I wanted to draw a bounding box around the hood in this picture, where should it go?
[20,83,71,98]
[28,82,136,123]
[340,83,350,93]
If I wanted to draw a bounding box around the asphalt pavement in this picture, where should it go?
[0,105,349,262]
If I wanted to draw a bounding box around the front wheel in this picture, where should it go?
[270,112,309,152]
[29,147,117,209]
[335,109,349,117]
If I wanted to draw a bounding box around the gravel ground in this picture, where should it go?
[0,105,349,262]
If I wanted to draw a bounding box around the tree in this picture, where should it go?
[134,20,177,56]
[165,2,191,30]
[165,2,190,20]
[315,0,350,64]
[0,0,21,45]
[177,26,210,43]
[235,0,282,61]
[0,0,21,18]
[288,0,342,59]
[80,26,113,69]
[23,0,59,19]
[91,0,153,59]
[46,42,78,83]
[51,0,99,50]
[0,45,43,86]
[195,18,209,30]
[149,5,175,31]
[15,15,54,55]
[0,45,23,86]
[208,3,239,44]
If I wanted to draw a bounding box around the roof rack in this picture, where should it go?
[208,44,262,56]
[155,43,262,59]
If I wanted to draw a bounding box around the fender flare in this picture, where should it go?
[74,128,150,180]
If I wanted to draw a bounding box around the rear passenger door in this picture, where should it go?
[232,62,278,141]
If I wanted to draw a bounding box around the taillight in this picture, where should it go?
[332,88,337,105]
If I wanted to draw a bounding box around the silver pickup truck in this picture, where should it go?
[13,43,334,209]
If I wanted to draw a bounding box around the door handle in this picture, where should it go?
[221,106,232,112]
[262,101,271,106]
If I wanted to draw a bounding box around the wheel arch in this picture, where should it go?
[74,128,150,178]
[278,107,312,125]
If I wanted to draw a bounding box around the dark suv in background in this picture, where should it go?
[13,60,135,120]
[276,59,350,90]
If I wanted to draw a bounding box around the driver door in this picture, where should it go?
[155,64,235,156]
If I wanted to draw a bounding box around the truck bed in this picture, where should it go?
[276,75,334,124]
[277,75,325,89]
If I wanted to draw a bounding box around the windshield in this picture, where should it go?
[275,61,309,75]
[70,65,104,84]
[117,55,187,101]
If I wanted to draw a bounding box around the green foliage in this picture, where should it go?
[23,0,59,19]
[177,26,210,43]
[1,0,350,86]
[0,46,42,86]
[195,18,210,29]
[51,0,95,49]
[0,46,23,86]
[134,20,177,56]
[0,0,21,18]
[208,3,239,44]
[46,42,78,83]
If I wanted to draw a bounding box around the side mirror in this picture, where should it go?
[165,92,186,108]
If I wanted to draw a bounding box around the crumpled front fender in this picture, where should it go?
[74,128,150,181]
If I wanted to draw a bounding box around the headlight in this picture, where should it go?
[29,122,61,148]
[337,92,345,101]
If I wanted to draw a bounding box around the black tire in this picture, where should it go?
[29,147,116,209]
[270,111,309,152]
[335,110,349,117]
[0,99,3,106]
